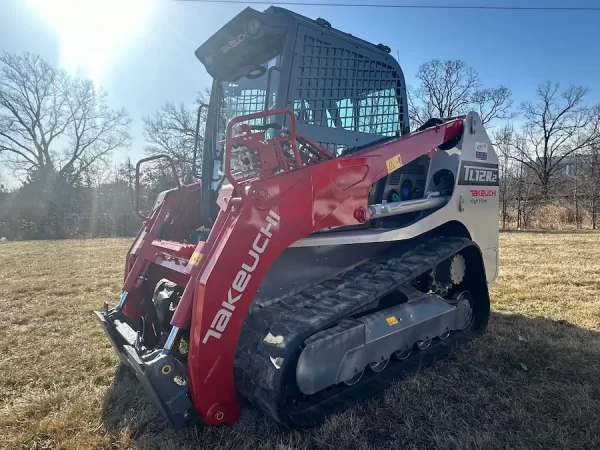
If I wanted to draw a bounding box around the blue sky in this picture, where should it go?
[1,0,600,186]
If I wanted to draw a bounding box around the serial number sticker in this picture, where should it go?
[386,316,399,326]
[386,154,403,174]
[475,142,488,152]
[189,251,203,266]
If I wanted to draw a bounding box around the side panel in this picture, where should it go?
[291,112,500,285]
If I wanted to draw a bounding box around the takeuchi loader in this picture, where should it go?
[95,6,499,428]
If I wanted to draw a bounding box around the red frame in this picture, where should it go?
[123,109,464,426]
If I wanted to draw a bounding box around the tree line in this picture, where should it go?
[1,52,599,240]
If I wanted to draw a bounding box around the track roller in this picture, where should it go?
[394,348,412,360]
[369,358,390,373]
[439,330,451,341]
[416,339,432,351]
[343,368,364,386]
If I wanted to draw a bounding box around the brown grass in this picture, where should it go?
[1,233,600,449]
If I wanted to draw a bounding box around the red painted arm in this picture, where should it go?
[180,108,465,425]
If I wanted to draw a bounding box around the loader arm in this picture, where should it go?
[173,109,465,424]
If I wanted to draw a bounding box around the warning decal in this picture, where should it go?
[386,316,399,326]
[189,251,203,267]
[386,154,403,173]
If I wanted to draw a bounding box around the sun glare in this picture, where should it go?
[28,0,155,86]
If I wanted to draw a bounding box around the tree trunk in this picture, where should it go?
[592,194,597,230]
[501,155,508,230]
[517,163,523,229]
[574,153,580,229]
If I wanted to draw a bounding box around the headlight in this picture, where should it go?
[203,54,214,67]
[246,18,261,37]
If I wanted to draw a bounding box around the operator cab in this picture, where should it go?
[196,7,444,232]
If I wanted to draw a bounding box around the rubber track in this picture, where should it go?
[234,236,481,427]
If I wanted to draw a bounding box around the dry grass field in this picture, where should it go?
[1,232,600,450]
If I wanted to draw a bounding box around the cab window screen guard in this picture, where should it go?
[290,33,404,140]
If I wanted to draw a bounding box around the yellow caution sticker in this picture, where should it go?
[189,251,203,267]
[386,154,402,173]
[386,316,398,326]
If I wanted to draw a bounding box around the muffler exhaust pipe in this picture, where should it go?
[368,191,450,219]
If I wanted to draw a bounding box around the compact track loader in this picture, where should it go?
[96,6,499,428]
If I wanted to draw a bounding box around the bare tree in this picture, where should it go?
[512,82,600,199]
[492,124,515,229]
[513,158,540,229]
[143,91,208,181]
[583,145,600,229]
[0,52,131,178]
[472,87,513,126]
[408,60,513,128]
[565,152,584,229]
[496,132,543,230]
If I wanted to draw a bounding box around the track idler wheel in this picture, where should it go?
[449,290,474,330]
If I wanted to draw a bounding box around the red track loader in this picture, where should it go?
[95,6,499,428]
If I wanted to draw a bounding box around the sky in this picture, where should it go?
[1,0,600,187]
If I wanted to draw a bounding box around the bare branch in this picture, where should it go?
[472,86,515,125]
[513,81,600,198]
[142,96,207,180]
[0,51,131,178]
[408,59,512,129]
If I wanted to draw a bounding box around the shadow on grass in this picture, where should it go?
[101,313,600,450]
